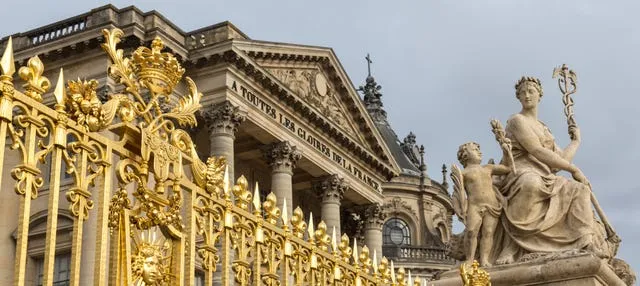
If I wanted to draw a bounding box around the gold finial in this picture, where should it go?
[314,220,330,251]
[291,206,306,238]
[360,245,372,272]
[232,175,251,210]
[263,192,280,225]
[339,233,352,262]
[19,55,50,101]
[397,267,406,286]
[379,256,390,281]
[460,260,491,286]
[53,68,66,109]
[1,37,15,78]
[252,182,261,216]
[408,270,412,286]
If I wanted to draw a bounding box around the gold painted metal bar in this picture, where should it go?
[93,147,112,286]
[69,213,85,286]
[69,134,89,286]
[42,143,64,286]
[14,107,41,286]
[13,186,32,286]
[185,189,197,286]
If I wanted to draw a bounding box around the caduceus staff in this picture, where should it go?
[552,64,620,255]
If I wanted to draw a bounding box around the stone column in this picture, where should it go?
[313,174,348,238]
[203,101,246,181]
[362,203,386,258]
[263,141,301,216]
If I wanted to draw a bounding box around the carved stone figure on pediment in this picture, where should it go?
[267,67,355,134]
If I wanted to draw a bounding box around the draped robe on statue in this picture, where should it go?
[493,116,609,263]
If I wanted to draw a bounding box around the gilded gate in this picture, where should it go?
[0,27,423,286]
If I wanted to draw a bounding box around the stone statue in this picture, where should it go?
[492,76,612,264]
[451,141,512,267]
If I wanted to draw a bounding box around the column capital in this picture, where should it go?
[313,174,348,204]
[202,101,247,137]
[361,203,386,229]
[263,141,302,174]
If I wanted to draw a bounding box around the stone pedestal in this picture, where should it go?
[428,253,627,286]
[313,174,348,238]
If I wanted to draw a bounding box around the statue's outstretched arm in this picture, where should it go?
[509,115,578,174]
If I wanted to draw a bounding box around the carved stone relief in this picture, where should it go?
[267,67,356,136]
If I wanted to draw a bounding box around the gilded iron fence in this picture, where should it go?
[0,27,424,286]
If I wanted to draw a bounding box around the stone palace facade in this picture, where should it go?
[0,5,455,285]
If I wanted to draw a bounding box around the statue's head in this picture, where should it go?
[133,243,164,285]
[457,142,481,167]
[515,76,543,99]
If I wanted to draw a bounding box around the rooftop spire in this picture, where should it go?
[358,53,387,122]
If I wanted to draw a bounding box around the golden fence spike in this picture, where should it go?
[372,250,378,274]
[282,200,288,223]
[0,37,15,77]
[252,182,261,215]
[391,260,396,284]
[353,237,358,266]
[53,68,66,109]
[223,165,230,197]
[307,212,315,242]
[331,226,338,253]
[408,270,412,286]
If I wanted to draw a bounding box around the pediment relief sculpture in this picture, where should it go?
[267,67,359,138]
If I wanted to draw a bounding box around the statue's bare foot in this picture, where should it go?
[481,261,493,267]
[496,256,513,265]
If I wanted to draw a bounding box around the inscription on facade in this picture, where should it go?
[231,80,380,191]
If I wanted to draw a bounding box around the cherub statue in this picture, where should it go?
[451,139,513,267]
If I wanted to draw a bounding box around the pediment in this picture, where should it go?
[264,66,364,144]
[231,41,402,178]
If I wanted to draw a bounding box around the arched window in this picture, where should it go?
[383,218,411,246]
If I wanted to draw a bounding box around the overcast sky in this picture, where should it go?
[1,0,638,276]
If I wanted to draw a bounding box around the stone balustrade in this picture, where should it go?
[382,245,456,264]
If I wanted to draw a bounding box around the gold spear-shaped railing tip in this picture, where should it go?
[282,200,288,224]
[391,260,396,283]
[353,237,358,264]
[307,212,314,239]
[1,37,15,77]
[372,250,378,274]
[54,68,66,107]
[223,165,230,195]
[252,182,261,214]
[408,270,412,286]
[331,226,338,253]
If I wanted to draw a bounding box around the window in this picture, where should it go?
[383,218,411,246]
[34,253,71,286]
